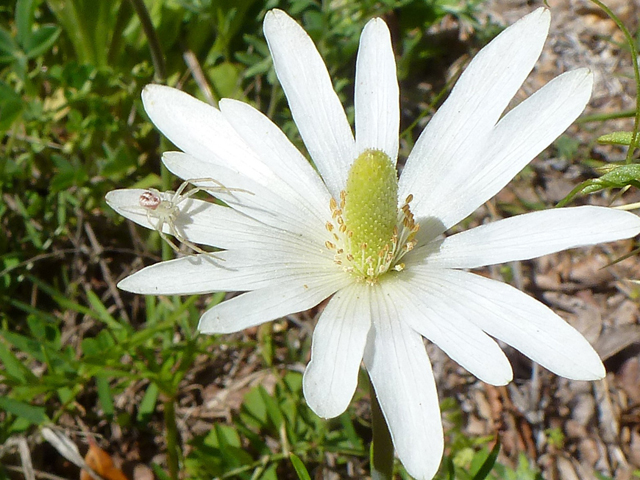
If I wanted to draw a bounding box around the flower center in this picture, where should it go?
[324,149,420,284]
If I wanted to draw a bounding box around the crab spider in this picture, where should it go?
[138,178,251,258]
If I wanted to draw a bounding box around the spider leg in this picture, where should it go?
[184,178,254,200]
[173,180,192,199]
[145,209,183,254]
[158,228,185,254]
[167,220,224,260]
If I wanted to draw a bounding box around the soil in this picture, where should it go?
[429,0,640,478]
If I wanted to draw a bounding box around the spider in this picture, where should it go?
[138,178,249,258]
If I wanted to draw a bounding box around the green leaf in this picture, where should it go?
[443,456,456,480]
[45,0,117,66]
[57,386,74,404]
[0,341,36,385]
[259,385,284,430]
[0,330,48,362]
[25,25,61,59]
[85,290,123,330]
[584,164,640,191]
[96,375,115,417]
[0,397,48,425]
[208,61,242,99]
[26,275,93,317]
[0,81,24,131]
[558,164,640,206]
[339,413,363,449]
[259,462,279,480]
[50,154,89,192]
[137,382,159,423]
[241,386,268,428]
[472,440,501,480]
[1,322,78,376]
[27,315,61,348]
[214,424,251,466]
[0,27,19,60]
[289,453,312,480]
[15,0,35,48]
[151,463,173,480]
[598,131,636,146]
[81,330,118,360]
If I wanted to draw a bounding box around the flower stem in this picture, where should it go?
[163,397,180,480]
[370,377,394,480]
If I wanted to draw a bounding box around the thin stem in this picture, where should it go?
[128,0,166,82]
[577,108,636,123]
[163,398,180,480]
[615,201,640,210]
[588,0,640,163]
[108,0,133,65]
[370,377,394,480]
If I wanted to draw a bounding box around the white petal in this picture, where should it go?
[413,69,593,230]
[141,84,253,169]
[219,98,332,219]
[106,189,330,265]
[198,274,351,334]
[411,268,605,380]
[355,18,399,162]
[382,276,512,385]
[452,69,593,226]
[263,9,356,197]
[162,152,327,239]
[143,84,328,224]
[399,8,550,229]
[117,246,336,295]
[364,288,443,480]
[303,283,372,418]
[420,206,640,269]
[106,188,315,252]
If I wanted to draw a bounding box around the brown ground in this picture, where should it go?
[429,0,640,478]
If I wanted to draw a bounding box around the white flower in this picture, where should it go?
[106,8,640,479]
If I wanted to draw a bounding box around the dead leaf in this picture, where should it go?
[80,442,128,480]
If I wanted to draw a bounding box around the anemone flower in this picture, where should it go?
[106,8,640,479]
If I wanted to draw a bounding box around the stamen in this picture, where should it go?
[323,185,420,284]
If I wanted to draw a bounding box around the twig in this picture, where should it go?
[18,437,35,480]
[183,50,216,106]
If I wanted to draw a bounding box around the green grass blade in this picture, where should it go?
[0,397,48,425]
[289,453,311,480]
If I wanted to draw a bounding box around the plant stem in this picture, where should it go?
[370,377,394,480]
[128,0,166,82]
[163,398,180,480]
[588,0,640,163]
